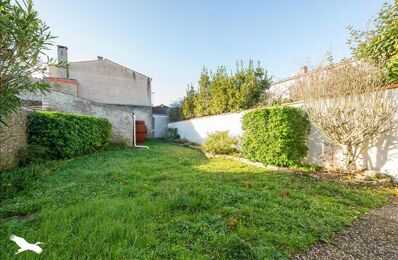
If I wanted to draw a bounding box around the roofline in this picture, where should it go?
[69,59,152,79]
[272,60,351,86]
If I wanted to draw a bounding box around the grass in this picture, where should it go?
[0,141,393,259]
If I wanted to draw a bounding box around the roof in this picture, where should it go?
[272,60,351,86]
[69,59,152,79]
[152,104,170,115]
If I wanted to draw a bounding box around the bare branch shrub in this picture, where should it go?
[292,60,396,170]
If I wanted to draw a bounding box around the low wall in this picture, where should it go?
[168,90,398,180]
[42,91,134,145]
[0,108,29,171]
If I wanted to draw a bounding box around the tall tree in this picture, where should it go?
[209,66,230,115]
[0,0,57,124]
[348,1,398,83]
[181,84,196,119]
[193,68,211,117]
[176,60,272,120]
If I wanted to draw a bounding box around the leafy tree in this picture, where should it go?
[0,0,57,124]
[168,99,183,122]
[209,66,231,115]
[181,84,196,119]
[177,61,271,120]
[235,60,271,109]
[348,1,398,83]
[193,68,211,117]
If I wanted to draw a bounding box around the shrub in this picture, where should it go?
[242,106,310,166]
[166,128,180,141]
[202,131,239,155]
[27,111,112,159]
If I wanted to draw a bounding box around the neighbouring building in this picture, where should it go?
[268,61,349,102]
[48,45,153,137]
[152,104,170,138]
[20,45,154,145]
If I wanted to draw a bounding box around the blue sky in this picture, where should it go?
[34,0,386,105]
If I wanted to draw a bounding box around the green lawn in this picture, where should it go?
[0,141,391,259]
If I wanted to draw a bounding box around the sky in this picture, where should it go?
[33,0,386,105]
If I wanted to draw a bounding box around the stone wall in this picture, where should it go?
[0,108,29,171]
[43,91,134,145]
[46,77,78,96]
[19,78,78,104]
[108,104,153,138]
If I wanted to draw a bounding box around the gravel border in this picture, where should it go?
[294,197,398,260]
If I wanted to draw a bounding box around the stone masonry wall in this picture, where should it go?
[107,104,153,138]
[0,108,29,171]
[19,78,78,104]
[43,91,134,145]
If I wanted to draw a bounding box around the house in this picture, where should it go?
[268,61,349,102]
[48,45,153,136]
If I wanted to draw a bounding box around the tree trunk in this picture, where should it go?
[343,145,357,170]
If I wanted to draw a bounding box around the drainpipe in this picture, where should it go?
[132,114,149,149]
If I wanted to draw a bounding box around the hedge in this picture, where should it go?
[242,106,310,166]
[27,111,112,159]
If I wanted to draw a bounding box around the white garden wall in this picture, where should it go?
[168,88,398,180]
[168,111,246,144]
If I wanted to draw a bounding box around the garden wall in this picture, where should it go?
[0,108,29,170]
[168,111,246,143]
[168,88,398,180]
[42,91,134,145]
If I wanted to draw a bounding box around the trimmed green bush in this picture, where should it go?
[242,106,310,166]
[202,131,239,155]
[27,111,112,159]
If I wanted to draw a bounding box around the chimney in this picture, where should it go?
[57,45,68,62]
[299,66,308,75]
[97,56,103,60]
[56,45,68,78]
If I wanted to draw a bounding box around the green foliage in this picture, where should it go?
[242,106,310,167]
[0,141,391,259]
[348,1,398,83]
[181,84,196,119]
[0,0,61,125]
[27,111,112,159]
[169,100,183,122]
[16,144,49,166]
[166,128,180,141]
[0,160,60,201]
[179,60,272,120]
[202,131,239,155]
